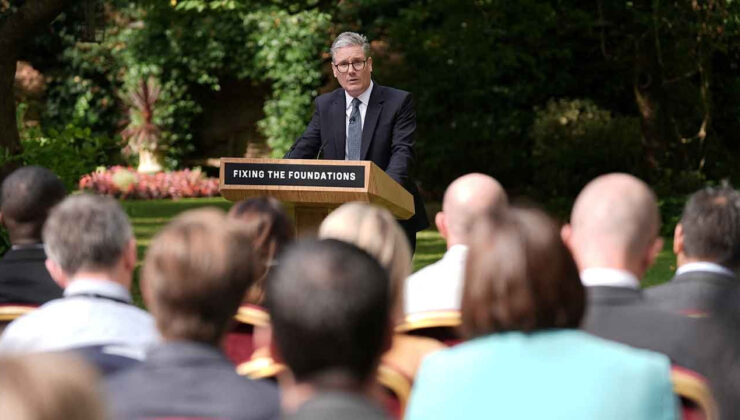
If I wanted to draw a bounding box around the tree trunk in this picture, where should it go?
[0,0,76,181]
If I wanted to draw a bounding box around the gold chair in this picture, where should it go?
[0,304,35,334]
[395,310,462,345]
[671,365,718,420]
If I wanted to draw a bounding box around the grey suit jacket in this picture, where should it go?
[646,270,740,323]
[106,341,280,420]
[284,391,389,420]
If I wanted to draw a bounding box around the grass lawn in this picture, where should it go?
[123,197,675,304]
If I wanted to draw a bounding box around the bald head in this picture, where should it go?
[564,173,662,276]
[437,174,507,247]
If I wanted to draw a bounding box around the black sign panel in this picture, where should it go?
[224,162,365,188]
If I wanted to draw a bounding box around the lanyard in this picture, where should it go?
[66,293,131,306]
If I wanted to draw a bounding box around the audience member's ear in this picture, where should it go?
[560,224,573,249]
[645,236,664,271]
[381,319,394,354]
[435,212,448,239]
[673,223,684,256]
[45,258,69,288]
[268,330,284,364]
[254,325,273,357]
[123,238,137,272]
[0,212,4,229]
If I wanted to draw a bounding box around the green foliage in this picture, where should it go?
[530,98,646,198]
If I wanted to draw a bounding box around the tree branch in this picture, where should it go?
[0,0,74,54]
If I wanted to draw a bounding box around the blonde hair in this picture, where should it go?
[0,353,104,420]
[319,202,411,320]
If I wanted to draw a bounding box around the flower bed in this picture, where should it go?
[79,166,219,199]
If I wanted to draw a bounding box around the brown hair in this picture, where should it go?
[228,197,294,304]
[143,208,256,345]
[462,206,584,338]
[0,353,104,420]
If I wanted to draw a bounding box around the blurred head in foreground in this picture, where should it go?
[319,202,410,321]
[228,197,294,304]
[561,173,662,278]
[143,208,256,345]
[437,173,508,248]
[463,206,585,338]
[0,166,66,244]
[43,194,135,288]
[675,184,740,270]
[0,353,104,420]
[267,239,390,388]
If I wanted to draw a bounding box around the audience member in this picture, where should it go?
[0,194,157,356]
[106,208,280,420]
[0,353,105,420]
[406,207,677,419]
[404,173,507,314]
[647,185,740,322]
[0,166,66,304]
[561,173,691,357]
[228,197,294,305]
[319,203,444,379]
[646,185,740,417]
[268,239,392,420]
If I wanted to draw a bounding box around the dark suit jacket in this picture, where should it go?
[284,391,389,420]
[106,341,280,420]
[0,247,63,305]
[583,285,740,418]
[285,84,429,232]
[646,270,740,323]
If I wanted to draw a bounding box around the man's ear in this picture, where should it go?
[646,236,664,269]
[0,211,4,229]
[673,223,684,256]
[269,328,284,364]
[123,239,137,272]
[435,212,448,240]
[560,224,573,249]
[45,258,69,289]
[367,56,373,73]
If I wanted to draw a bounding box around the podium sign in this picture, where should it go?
[220,158,414,236]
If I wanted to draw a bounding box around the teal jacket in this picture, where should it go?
[406,329,677,420]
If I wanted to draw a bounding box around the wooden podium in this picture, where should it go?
[220,158,414,236]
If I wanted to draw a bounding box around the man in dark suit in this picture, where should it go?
[0,166,65,305]
[268,239,392,420]
[562,174,740,418]
[106,209,279,420]
[285,32,428,250]
[646,185,740,323]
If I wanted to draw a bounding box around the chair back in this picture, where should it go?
[395,310,462,345]
[237,358,412,419]
[0,304,36,335]
[224,304,270,365]
[672,366,718,420]
[377,362,412,419]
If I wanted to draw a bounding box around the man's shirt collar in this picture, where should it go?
[345,80,374,109]
[676,261,735,278]
[64,278,133,303]
[579,268,640,289]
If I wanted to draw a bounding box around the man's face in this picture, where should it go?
[332,45,373,98]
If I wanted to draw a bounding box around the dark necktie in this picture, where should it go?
[347,98,362,160]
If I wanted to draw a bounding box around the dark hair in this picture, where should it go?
[228,197,294,304]
[0,166,66,242]
[266,239,390,383]
[144,208,256,345]
[680,185,740,269]
[462,207,585,338]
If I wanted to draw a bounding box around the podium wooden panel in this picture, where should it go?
[220,158,414,236]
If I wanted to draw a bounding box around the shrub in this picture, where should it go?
[79,166,219,199]
[530,98,647,198]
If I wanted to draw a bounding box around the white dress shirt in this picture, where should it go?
[344,81,374,159]
[0,278,158,356]
[404,245,468,314]
[579,268,641,289]
[676,261,736,277]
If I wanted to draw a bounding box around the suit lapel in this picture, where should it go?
[361,85,384,160]
[331,91,346,159]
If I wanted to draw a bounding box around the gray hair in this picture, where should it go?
[330,32,370,62]
[43,194,133,275]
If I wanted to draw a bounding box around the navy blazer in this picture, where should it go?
[286,84,429,232]
[0,247,62,305]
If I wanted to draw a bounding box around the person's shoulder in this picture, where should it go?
[315,88,344,105]
[571,330,671,369]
